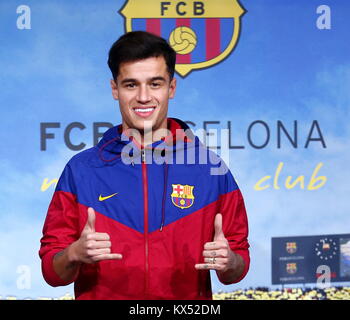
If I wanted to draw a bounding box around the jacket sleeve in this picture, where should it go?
[219,169,250,284]
[39,164,81,287]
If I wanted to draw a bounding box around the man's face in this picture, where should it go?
[111,56,176,136]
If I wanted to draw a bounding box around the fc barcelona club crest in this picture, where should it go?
[171,184,195,209]
[286,263,297,275]
[286,242,297,254]
[119,0,246,77]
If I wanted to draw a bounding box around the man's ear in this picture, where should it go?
[169,77,177,99]
[110,79,119,100]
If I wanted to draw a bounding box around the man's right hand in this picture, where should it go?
[69,207,122,264]
[53,207,122,283]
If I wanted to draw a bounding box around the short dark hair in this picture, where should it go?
[108,31,176,80]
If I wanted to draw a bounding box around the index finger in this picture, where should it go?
[86,232,111,241]
[195,263,219,270]
[93,253,123,262]
[204,242,225,250]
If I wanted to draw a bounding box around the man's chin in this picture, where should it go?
[136,121,155,133]
[122,120,154,135]
[124,117,167,135]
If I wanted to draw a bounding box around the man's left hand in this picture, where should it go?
[195,213,237,272]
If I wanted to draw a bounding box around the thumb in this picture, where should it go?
[83,207,96,234]
[214,213,225,241]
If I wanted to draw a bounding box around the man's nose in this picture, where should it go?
[136,85,151,104]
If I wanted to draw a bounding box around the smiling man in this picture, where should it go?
[39,31,250,300]
[111,56,176,136]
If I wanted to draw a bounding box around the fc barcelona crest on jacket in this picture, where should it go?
[171,184,195,209]
[119,0,246,77]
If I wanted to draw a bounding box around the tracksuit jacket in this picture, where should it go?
[39,118,250,300]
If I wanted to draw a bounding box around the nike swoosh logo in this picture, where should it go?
[99,193,118,201]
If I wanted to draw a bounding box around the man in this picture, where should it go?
[39,31,250,300]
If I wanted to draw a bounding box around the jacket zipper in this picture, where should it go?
[141,148,149,297]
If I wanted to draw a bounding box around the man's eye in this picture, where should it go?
[125,83,136,88]
[151,82,161,88]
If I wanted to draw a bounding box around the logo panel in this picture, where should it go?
[120,0,246,77]
[286,242,297,254]
[286,263,297,275]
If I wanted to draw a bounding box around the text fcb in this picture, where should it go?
[171,184,195,209]
[120,0,246,77]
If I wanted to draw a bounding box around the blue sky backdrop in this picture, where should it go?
[0,0,349,298]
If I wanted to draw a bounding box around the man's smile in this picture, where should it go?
[133,106,156,118]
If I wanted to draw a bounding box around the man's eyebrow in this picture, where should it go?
[120,78,137,84]
[150,76,166,82]
[120,76,167,85]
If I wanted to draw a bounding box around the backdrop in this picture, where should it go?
[1,0,349,299]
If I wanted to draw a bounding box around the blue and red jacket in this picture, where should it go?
[39,118,250,300]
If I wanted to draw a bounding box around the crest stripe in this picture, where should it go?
[161,18,176,47]
[176,18,191,64]
[190,18,206,63]
[206,18,221,60]
[146,18,161,36]
[220,18,235,53]
[132,18,146,32]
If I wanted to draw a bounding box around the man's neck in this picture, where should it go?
[122,122,170,147]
